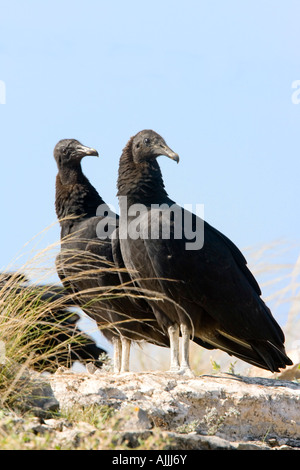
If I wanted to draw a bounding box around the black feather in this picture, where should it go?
[53,139,169,363]
[117,129,292,373]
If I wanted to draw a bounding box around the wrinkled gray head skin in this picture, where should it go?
[54,139,98,168]
[131,130,179,164]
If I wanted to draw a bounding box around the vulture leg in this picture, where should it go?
[121,337,131,372]
[180,323,194,377]
[168,324,180,372]
[113,336,122,373]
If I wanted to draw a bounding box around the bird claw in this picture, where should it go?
[167,365,195,377]
[178,366,195,378]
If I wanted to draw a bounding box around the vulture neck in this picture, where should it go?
[55,164,105,222]
[57,162,86,186]
[117,140,172,207]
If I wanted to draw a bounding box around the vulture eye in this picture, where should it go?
[144,138,150,145]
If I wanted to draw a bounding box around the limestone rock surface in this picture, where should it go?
[48,369,300,449]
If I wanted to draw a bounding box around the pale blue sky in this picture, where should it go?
[1,1,300,331]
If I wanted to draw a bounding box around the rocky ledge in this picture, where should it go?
[30,368,299,450]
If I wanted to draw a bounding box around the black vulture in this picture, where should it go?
[0,272,106,372]
[116,129,293,375]
[54,139,169,372]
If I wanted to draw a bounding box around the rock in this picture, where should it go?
[48,370,300,449]
[164,432,238,450]
[14,377,59,418]
[116,406,153,431]
[52,421,96,448]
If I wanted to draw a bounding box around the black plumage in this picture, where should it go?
[0,272,106,372]
[54,139,169,372]
[117,129,293,375]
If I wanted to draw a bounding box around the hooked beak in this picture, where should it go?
[76,144,99,157]
[154,143,180,164]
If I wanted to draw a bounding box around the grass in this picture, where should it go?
[0,403,177,450]
[0,233,299,448]
[0,234,105,408]
[0,229,171,407]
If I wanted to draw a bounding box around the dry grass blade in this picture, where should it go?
[1,227,299,414]
[0,233,107,407]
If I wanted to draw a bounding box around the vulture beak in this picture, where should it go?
[77,144,99,157]
[154,143,180,164]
